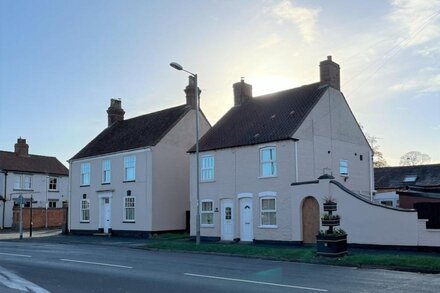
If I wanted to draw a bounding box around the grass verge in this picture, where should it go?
[143,233,440,273]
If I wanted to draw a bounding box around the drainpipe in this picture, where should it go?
[68,161,72,234]
[294,140,299,182]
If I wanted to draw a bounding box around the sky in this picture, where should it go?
[1,0,439,167]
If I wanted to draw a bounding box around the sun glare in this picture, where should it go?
[250,75,297,97]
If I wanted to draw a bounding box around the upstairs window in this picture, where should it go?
[81,163,91,186]
[49,177,58,191]
[260,147,277,177]
[201,155,214,182]
[13,174,33,190]
[124,156,136,181]
[339,160,348,177]
[102,159,111,184]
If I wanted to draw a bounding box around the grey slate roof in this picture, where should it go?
[189,82,328,152]
[374,164,440,189]
[0,151,68,176]
[71,104,191,160]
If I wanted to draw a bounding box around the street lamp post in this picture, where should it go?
[170,62,201,245]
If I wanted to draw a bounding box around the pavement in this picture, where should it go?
[0,228,149,247]
[0,228,62,240]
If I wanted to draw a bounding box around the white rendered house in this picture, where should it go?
[69,79,210,236]
[189,57,374,243]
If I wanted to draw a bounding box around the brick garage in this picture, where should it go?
[13,208,67,229]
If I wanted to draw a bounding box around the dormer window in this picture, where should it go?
[403,175,417,183]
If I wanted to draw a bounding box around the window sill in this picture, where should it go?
[201,224,214,228]
[48,190,59,192]
[101,182,111,185]
[80,185,90,187]
[80,221,90,223]
[258,225,278,229]
[123,221,135,223]
[258,175,278,179]
[200,180,215,183]
[123,180,136,183]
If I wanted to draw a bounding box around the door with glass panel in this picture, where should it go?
[221,199,234,241]
[240,198,253,242]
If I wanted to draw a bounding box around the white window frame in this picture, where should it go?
[102,159,111,184]
[48,201,57,208]
[200,155,215,182]
[14,175,21,189]
[259,197,277,228]
[339,160,349,177]
[13,174,33,190]
[123,196,135,222]
[23,175,32,190]
[81,163,91,186]
[80,199,90,223]
[201,200,214,227]
[124,156,136,182]
[48,177,58,191]
[259,146,277,177]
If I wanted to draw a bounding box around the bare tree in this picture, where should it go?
[359,124,388,168]
[399,151,431,166]
[368,135,388,168]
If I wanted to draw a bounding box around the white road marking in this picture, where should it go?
[60,258,133,269]
[0,265,50,293]
[0,252,32,258]
[184,273,328,292]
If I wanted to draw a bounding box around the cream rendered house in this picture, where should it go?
[69,79,210,236]
[189,57,374,243]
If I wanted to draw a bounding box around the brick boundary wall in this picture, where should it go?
[12,207,67,229]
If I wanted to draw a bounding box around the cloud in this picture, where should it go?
[388,0,440,47]
[389,74,440,92]
[270,0,320,43]
[257,34,282,49]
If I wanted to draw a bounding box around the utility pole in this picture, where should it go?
[1,171,7,229]
[29,193,33,237]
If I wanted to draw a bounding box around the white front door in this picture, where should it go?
[240,198,253,242]
[221,199,234,241]
[101,198,111,233]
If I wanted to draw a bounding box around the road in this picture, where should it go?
[0,236,439,293]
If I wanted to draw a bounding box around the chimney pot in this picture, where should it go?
[320,56,340,90]
[233,78,252,106]
[107,99,125,127]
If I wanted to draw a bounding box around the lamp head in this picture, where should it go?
[170,62,183,71]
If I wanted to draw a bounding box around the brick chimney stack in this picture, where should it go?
[107,99,125,127]
[233,78,252,106]
[320,56,340,91]
[14,138,29,156]
[184,76,201,109]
